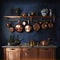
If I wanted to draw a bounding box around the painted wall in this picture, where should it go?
[1,0,60,46]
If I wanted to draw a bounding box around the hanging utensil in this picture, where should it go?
[33,20,40,31]
[22,21,27,26]
[41,20,48,29]
[25,20,32,32]
[9,26,15,32]
[6,23,12,28]
[6,20,12,28]
[9,22,15,32]
[48,20,54,28]
[15,20,24,32]
[39,20,42,29]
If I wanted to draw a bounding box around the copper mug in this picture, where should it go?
[40,39,50,46]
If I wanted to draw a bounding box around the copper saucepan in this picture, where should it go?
[48,20,54,28]
[15,20,24,32]
[9,26,15,32]
[6,23,12,28]
[8,22,15,32]
[25,20,32,32]
[41,21,48,29]
[33,21,40,31]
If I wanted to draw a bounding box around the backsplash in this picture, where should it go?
[0,0,60,46]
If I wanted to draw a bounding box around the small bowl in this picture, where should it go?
[41,9,48,16]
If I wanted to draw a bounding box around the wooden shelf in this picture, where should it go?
[4,16,55,18]
[4,16,23,18]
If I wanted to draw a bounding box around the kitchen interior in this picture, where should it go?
[0,0,60,60]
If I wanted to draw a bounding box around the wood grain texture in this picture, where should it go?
[3,47,56,60]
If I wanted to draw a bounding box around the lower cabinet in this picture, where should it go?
[21,48,38,60]
[3,47,56,60]
[4,48,20,60]
[38,48,56,60]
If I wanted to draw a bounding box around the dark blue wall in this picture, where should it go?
[1,0,60,46]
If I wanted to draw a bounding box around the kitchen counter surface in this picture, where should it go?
[2,45,57,48]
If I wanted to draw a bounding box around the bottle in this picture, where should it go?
[49,9,52,16]
[8,35,14,45]
[15,35,20,45]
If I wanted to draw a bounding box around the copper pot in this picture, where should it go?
[33,23,40,31]
[25,20,32,32]
[48,20,54,28]
[6,23,12,28]
[15,20,24,32]
[8,23,15,32]
[9,26,15,32]
[40,38,51,46]
[41,21,48,29]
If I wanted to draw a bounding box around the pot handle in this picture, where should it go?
[28,20,29,24]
